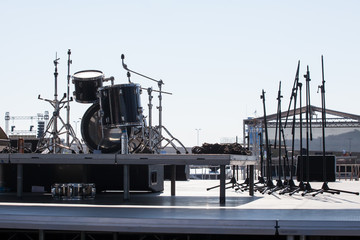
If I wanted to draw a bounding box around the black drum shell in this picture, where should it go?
[81,102,143,153]
[81,103,119,153]
[73,70,103,103]
[99,83,142,128]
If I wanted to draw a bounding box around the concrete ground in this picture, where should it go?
[0,179,359,238]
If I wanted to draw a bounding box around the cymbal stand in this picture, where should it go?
[66,49,72,147]
[121,54,188,154]
[142,86,186,154]
[260,90,275,194]
[312,56,358,196]
[36,53,83,154]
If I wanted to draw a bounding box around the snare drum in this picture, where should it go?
[72,70,104,103]
[99,83,143,128]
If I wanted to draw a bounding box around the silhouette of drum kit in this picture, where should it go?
[36,50,186,154]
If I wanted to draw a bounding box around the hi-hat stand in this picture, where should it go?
[121,54,188,154]
[36,53,83,154]
[312,56,359,196]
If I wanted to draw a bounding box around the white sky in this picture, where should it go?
[0,1,359,147]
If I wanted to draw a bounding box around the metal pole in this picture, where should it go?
[158,81,163,148]
[171,165,176,196]
[17,138,24,198]
[53,55,59,153]
[113,232,118,240]
[148,88,153,150]
[195,128,201,146]
[121,129,130,200]
[220,165,226,205]
[39,230,44,240]
[0,164,3,189]
[17,164,23,198]
[249,165,254,196]
[66,49,72,147]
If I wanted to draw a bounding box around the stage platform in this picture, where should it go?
[0,180,359,239]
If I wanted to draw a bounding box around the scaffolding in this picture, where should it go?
[4,111,49,138]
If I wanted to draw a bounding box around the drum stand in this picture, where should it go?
[134,87,187,154]
[121,54,188,154]
[36,54,83,154]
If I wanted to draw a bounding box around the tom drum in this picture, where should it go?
[72,70,104,103]
[98,83,143,128]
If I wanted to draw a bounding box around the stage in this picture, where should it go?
[0,180,359,239]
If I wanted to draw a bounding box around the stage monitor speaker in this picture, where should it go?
[297,155,336,182]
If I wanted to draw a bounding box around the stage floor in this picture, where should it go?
[0,180,359,237]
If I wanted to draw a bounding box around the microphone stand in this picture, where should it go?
[268,82,284,194]
[121,54,188,154]
[301,66,318,196]
[312,56,359,196]
[280,61,300,194]
[289,82,306,195]
[260,90,275,194]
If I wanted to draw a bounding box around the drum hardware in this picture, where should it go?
[51,183,96,200]
[36,52,83,154]
[104,76,115,85]
[121,54,188,154]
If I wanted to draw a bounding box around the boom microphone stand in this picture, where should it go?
[312,56,359,196]
[268,82,284,194]
[301,66,318,196]
[289,82,306,195]
[280,61,300,194]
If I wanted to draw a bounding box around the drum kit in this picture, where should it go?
[36,50,187,154]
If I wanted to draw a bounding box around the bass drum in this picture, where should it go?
[81,103,143,153]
